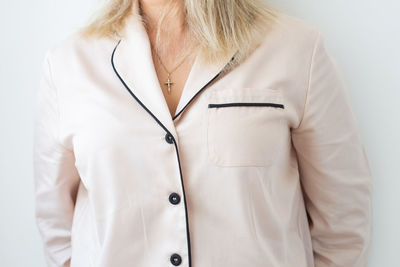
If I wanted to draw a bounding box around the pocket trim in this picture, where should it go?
[208,102,284,109]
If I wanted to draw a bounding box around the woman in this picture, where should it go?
[33,0,372,266]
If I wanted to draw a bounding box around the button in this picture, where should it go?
[165,132,174,144]
[170,253,182,266]
[169,193,181,205]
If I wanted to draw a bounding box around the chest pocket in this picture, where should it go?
[206,87,287,167]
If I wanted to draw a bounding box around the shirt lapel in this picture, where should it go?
[111,1,238,135]
[173,48,237,120]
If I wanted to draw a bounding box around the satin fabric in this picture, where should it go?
[33,2,372,267]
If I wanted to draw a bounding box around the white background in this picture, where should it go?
[0,0,399,266]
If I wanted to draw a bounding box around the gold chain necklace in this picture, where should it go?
[152,46,192,94]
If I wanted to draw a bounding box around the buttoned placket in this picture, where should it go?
[111,35,237,266]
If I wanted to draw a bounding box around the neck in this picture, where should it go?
[139,0,186,34]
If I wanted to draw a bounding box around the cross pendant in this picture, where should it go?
[164,77,173,94]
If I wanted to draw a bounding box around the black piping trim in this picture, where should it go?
[111,39,192,266]
[111,39,235,267]
[208,102,285,109]
[111,39,170,134]
[172,52,238,121]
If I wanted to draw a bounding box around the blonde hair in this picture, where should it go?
[78,0,279,67]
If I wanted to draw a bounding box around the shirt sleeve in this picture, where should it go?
[291,32,373,267]
[33,50,81,267]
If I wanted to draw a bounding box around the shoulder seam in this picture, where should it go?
[295,30,321,129]
[44,49,74,153]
